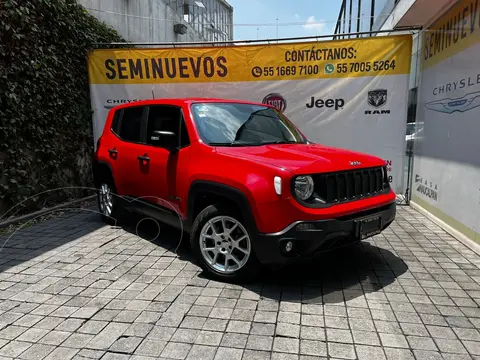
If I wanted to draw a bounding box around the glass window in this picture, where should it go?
[406,123,416,136]
[146,106,190,147]
[111,109,123,135]
[119,107,144,143]
[180,114,190,147]
[190,102,307,146]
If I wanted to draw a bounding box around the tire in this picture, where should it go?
[190,203,259,283]
[97,179,124,226]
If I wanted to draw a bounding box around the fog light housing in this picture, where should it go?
[279,239,295,256]
[285,241,293,252]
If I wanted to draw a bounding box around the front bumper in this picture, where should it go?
[253,201,396,264]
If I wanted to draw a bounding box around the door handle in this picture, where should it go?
[108,148,118,158]
[138,154,150,162]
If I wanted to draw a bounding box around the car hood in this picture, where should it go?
[216,143,386,174]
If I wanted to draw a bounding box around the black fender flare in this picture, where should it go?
[92,160,114,187]
[186,180,258,235]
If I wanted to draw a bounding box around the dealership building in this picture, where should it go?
[335,0,480,245]
[78,0,233,43]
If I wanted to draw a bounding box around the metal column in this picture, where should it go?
[348,0,353,38]
[357,0,362,37]
[370,0,375,32]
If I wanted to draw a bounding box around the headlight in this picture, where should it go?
[294,175,314,200]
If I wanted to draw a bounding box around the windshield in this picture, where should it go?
[190,102,307,146]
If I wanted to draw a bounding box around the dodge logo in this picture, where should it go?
[262,93,287,112]
[368,89,387,108]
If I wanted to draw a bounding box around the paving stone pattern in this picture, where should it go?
[1,206,480,359]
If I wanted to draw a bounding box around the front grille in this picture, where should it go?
[312,166,389,205]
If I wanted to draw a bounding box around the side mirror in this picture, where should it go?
[151,130,178,152]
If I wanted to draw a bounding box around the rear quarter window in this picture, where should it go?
[110,109,122,135]
[118,106,144,143]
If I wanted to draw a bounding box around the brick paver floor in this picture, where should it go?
[1,205,480,359]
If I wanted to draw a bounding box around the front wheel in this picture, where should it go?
[190,204,259,283]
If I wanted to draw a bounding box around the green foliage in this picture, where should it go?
[0,0,124,217]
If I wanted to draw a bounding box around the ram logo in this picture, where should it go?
[368,89,388,108]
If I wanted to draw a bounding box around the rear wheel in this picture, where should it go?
[97,181,124,225]
[191,204,259,282]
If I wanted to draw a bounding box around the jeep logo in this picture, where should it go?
[306,96,345,110]
[262,93,287,112]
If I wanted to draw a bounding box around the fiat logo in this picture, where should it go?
[262,93,287,112]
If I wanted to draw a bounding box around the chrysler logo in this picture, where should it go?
[350,161,361,166]
[425,90,480,114]
[368,89,387,108]
[104,99,140,109]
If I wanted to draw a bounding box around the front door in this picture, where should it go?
[139,105,192,223]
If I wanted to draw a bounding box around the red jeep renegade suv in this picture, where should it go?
[93,98,396,281]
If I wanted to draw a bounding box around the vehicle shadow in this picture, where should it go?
[0,208,407,306]
[128,216,408,305]
[0,210,108,274]
[120,211,196,261]
[252,242,409,304]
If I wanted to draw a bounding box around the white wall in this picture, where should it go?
[78,0,205,43]
[379,0,457,31]
[411,0,480,243]
[378,0,416,31]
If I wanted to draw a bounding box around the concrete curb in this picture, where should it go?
[0,195,96,229]
[410,200,480,257]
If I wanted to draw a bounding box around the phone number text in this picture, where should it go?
[251,65,315,77]
[250,60,397,78]
[336,60,397,73]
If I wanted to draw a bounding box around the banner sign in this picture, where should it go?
[413,0,480,240]
[88,35,412,193]
[423,0,480,70]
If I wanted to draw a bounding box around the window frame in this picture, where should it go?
[111,105,148,145]
[110,108,124,136]
[189,102,308,146]
[144,104,191,150]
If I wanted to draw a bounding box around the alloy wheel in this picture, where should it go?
[199,216,251,274]
[99,183,113,217]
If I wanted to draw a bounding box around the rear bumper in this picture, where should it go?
[253,201,396,264]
